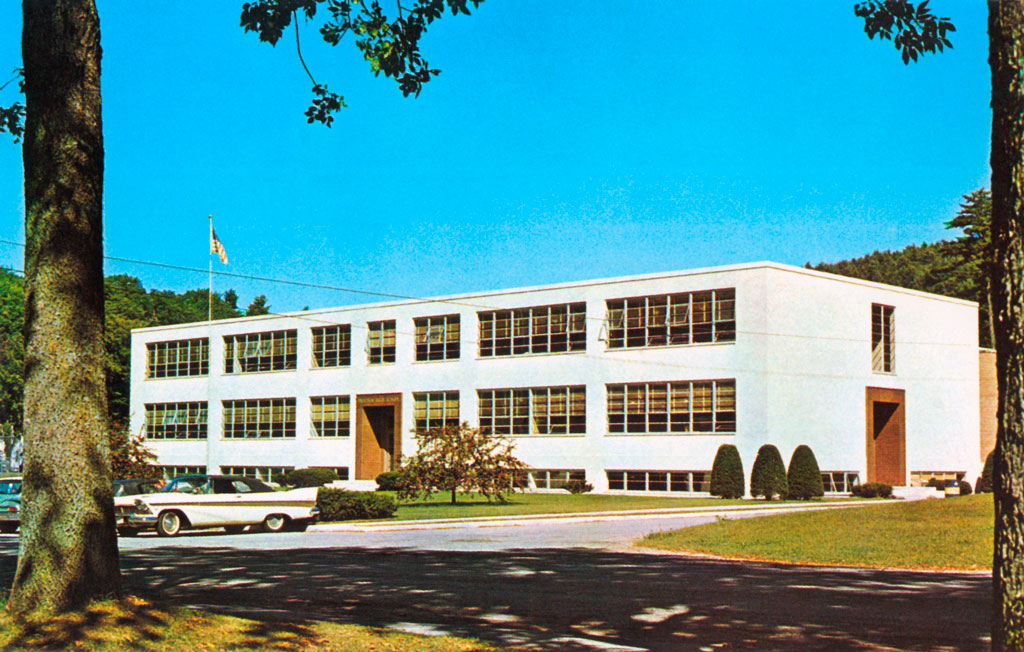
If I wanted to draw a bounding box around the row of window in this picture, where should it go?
[143,380,738,440]
[145,288,737,379]
[157,465,350,484]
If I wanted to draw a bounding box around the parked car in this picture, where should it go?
[0,476,21,534]
[113,478,163,497]
[117,474,318,537]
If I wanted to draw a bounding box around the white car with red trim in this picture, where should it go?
[117,474,318,536]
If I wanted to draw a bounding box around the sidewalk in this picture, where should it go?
[309,498,888,532]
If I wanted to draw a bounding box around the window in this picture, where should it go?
[312,324,351,368]
[414,314,460,361]
[872,303,895,373]
[514,469,586,489]
[478,386,586,435]
[146,338,209,378]
[821,471,861,493]
[413,391,460,432]
[909,471,965,488]
[144,402,208,440]
[224,330,297,373]
[367,320,396,364]
[159,465,206,480]
[222,398,297,438]
[311,395,350,437]
[607,379,736,434]
[478,302,586,357]
[606,470,711,492]
[220,466,294,483]
[605,288,735,348]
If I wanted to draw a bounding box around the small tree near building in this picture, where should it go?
[786,444,824,500]
[109,425,159,481]
[710,444,745,498]
[750,444,788,500]
[398,424,526,505]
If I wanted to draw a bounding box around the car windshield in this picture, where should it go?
[0,480,21,495]
[162,477,210,494]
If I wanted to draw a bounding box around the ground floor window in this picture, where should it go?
[909,470,965,487]
[159,465,206,480]
[220,466,294,483]
[515,469,585,489]
[821,471,860,493]
[606,469,710,492]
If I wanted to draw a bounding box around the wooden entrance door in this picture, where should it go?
[865,387,906,486]
[356,394,402,480]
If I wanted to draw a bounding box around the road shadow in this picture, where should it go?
[0,544,977,652]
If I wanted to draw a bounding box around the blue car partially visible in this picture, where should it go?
[0,477,21,534]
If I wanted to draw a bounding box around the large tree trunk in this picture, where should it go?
[990,3,1024,650]
[9,0,120,613]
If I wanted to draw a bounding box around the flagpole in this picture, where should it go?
[208,215,213,323]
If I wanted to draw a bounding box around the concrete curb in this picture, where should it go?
[309,499,891,532]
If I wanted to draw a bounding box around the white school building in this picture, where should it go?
[128,261,982,494]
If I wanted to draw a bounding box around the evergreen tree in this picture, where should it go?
[710,444,745,499]
[786,444,824,500]
[750,444,788,500]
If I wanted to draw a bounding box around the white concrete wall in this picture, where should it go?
[128,261,981,492]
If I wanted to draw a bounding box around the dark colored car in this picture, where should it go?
[113,478,163,497]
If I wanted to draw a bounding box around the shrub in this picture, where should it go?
[925,477,945,490]
[285,467,339,488]
[563,479,593,494]
[786,444,824,500]
[375,471,405,491]
[852,482,893,498]
[710,444,744,499]
[317,488,397,521]
[958,480,973,496]
[750,444,788,500]
[977,451,995,493]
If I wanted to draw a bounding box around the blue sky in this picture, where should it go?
[0,2,991,313]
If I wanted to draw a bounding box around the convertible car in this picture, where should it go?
[117,474,318,537]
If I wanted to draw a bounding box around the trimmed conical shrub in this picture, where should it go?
[977,450,995,493]
[710,444,745,498]
[750,444,788,500]
[786,444,824,500]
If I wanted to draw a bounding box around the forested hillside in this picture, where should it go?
[0,269,270,432]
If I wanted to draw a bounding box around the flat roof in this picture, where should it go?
[131,260,977,334]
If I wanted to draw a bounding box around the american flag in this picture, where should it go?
[210,227,228,264]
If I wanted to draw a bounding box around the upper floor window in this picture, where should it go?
[144,401,208,440]
[146,338,209,378]
[478,302,586,357]
[607,379,736,434]
[872,303,895,373]
[367,320,396,364]
[413,391,459,432]
[312,324,351,368]
[478,386,585,436]
[310,395,350,438]
[605,288,735,349]
[414,314,460,361]
[224,330,297,374]
[222,397,297,439]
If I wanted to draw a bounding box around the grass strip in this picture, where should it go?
[639,494,993,571]
[0,595,502,651]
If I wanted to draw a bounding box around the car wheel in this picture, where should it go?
[0,523,17,534]
[261,514,288,533]
[156,511,183,537]
[223,525,246,535]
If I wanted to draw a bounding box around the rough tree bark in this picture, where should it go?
[9,0,121,613]
[990,2,1024,650]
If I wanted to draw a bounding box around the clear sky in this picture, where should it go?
[0,2,991,313]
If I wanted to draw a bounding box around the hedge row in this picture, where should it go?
[317,488,397,521]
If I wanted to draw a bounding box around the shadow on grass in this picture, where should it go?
[0,596,168,650]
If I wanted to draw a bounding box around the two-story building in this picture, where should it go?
[128,261,982,494]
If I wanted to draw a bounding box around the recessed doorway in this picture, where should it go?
[865,387,906,486]
[355,394,402,480]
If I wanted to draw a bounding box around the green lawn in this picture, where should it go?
[376,491,850,521]
[0,595,504,651]
[639,494,993,571]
